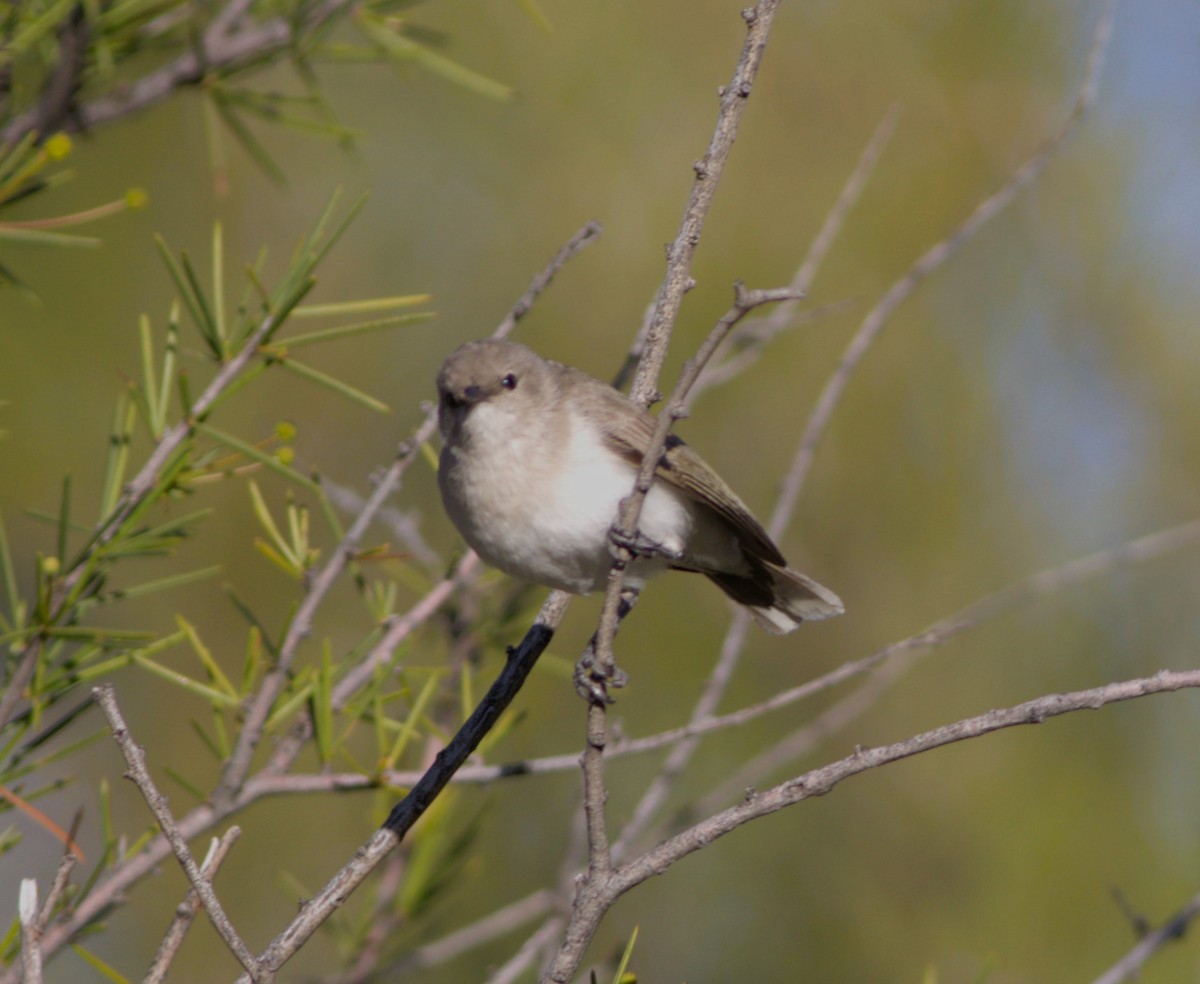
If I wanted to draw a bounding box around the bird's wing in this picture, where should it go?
[573,370,786,566]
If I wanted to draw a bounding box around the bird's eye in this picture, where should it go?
[501,373,518,390]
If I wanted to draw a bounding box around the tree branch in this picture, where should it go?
[93,685,260,979]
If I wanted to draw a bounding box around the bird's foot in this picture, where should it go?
[609,525,683,562]
[574,646,629,704]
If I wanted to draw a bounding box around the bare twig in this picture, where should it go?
[1091,888,1200,984]
[780,0,1116,507]
[630,2,787,407]
[487,915,568,984]
[215,433,439,802]
[495,222,604,338]
[691,104,900,403]
[18,880,42,984]
[230,517,1200,802]
[2,0,356,147]
[33,851,78,934]
[93,685,260,978]
[237,592,571,983]
[145,828,242,984]
[546,667,1200,982]
[619,669,1200,883]
[0,223,603,983]
[379,889,556,978]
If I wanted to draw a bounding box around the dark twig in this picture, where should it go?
[1091,888,1200,984]
[235,593,570,982]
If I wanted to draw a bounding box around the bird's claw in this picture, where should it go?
[574,649,629,704]
[609,526,682,562]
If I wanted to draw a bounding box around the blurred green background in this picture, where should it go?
[3,0,1200,981]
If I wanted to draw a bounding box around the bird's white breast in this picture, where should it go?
[440,403,693,594]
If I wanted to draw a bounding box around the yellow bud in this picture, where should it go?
[45,133,72,160]
[275,421,297,442]
[125,188,149,210]
[41,555,61,576]
[275,446,295,465]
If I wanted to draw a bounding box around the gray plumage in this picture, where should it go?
[436,338,843,633]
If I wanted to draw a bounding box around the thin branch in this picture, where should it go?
[18,880,41,984]
[494,222,604,338]
[779,0,1116,507]
[227,516,1200,803]
[702,516,1200,805]
[613,668,1200,895]
[33,851,78,935]
[542,667,1200,983]
[0,223,603,982]
[691,104,900,403]
[0,300,291,735]
[145,828,242,984]
[93,685,260,978]
[380,889,556,978]
[1091,888,1200,984]
[2,0,355,147]
[552,1,793,973]
[214,433,436,803]
[487,916,568,984]
[243,218,601,783]
[630,2,787,407]
[238,593,571,983]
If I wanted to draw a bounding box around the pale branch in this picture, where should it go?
[235,593,571,983]
[17,880,41,984]
[93,685,260,979]
[703,516,1200,806]
[495,221,604,338]
[610,107,900,860]
[1090,888,1200,984]
[779,0,1116,509]
[226,515,1200,801]
[0,223,603,981]
[630,0,786,408]
[574,283,809,968]
[624,669,1200,880]
[214,432,437,803]
[378,889,556,979]
[544,667,1200,983]
[252,217,602,776]
[486,916,568,984]
[32,852,77,938]
[590,283,808,692]
[321,478,442,571]
[145,828,242,984]
[321,852,407,984]
[557,3,793,975]
[216,218,602,799]
[690,104,900,404]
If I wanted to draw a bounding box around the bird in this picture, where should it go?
[435,338,843,634]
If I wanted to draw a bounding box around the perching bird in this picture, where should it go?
[436,338,843,634]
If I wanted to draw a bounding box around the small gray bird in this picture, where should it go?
[436,338,843,633]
